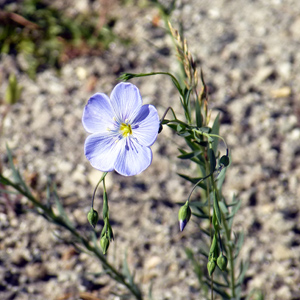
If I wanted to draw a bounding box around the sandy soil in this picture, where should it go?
[1,0,300,299]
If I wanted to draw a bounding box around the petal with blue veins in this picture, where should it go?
[82,93,115,134]
[114,138,152,176]
[84,132,123,172]
[110,82,142,122]
[132,104,160,147]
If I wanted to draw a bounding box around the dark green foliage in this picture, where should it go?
[1,0,119,77]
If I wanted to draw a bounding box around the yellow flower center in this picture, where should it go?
[120,123,132,137]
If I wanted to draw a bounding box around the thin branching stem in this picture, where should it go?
[0,173,143,300]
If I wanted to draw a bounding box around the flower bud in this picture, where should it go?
[217,254,228,271]
[178,201,191,231]
[209,234,218,255]
[207,260,216,276]
[100,233,110,255]
[107,221,114,241]
[220,155,230,167]
[87,207,99,228]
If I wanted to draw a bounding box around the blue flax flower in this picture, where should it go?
[82,82,159,176]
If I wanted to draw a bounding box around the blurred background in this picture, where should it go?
[1,0,300,299]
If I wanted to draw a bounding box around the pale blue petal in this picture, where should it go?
[114,138,152,176]
[131,104,159,146]
[110,82,142,122]
[82,93,115,133]
[84,133,122,172]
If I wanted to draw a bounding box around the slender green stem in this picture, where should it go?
[91,172,107,209]
[120,71,181,91]
[53,214,142,300]
[1,174,142,300]
[207,133,229,150]
[165,118,191,128]
[210,174,236,298]
[160,106,178,123]
[222,214,236,298]
[187,172,212,203]
[102,176,109,220]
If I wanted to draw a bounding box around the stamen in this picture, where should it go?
[120,123,132,137]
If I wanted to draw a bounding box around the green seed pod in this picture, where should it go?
[220,155,230,167]
[207,260,216,277]
[100,233,110,255]
[217,254,228,271]
[178,201,191,231]
[87,207,99,228]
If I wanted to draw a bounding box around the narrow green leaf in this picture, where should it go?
[234,230,244,259]
[236,259,249,286]
[195,96,203,128]
[176,123,184,132]
[198,126,211,133]
[203,280,231,299]
[53,186,74,229]
[217,166,227,190]
[177,173,207,190]
[184,88,192,106]
[213,191,222,225]
[227,200,241,207]
[122,250,134,286]
[0,175,11,186]
[186,248,205,287]
[210,279,230,288]
[189,200,208,208]
[6,145,33,197]
[192,212,209,219]
[178,149,201,159]
[166,123,178,131]
[198,248,209,258]
[208,148,216,173]
[0,188,19,195]
[228,197,241,229]
[199,228,211,237]
[219,201,228,214]
[220,270,230,287]
[148,281,154,300]
[211,113,220,153]
[178,131,191,137]
[6,144,21,184]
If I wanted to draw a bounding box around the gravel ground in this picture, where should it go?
[1,0,300,299]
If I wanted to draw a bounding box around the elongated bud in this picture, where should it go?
[107,220,114,241]
[217,254,228,271]
[100,233,110,255]
[178,201,191,231]
[209,234,218,255]
[87,207,99,228]
[207,260,216,276]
